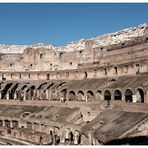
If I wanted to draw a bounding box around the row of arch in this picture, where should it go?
[104,88,144,103]
[0,81,146,103]
[59,88,145,103]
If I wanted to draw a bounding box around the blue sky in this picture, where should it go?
[0,3,147,46]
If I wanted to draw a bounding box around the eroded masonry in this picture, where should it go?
[0,24,148,145]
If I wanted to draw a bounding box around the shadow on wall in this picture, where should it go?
[104,136,148,145]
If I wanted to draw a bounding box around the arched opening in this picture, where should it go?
[104,90,111,100]
[60,89,67,101]
[5,120,10,128]
[12,120,18,128]
[114,89,122,100]
[68,91,76,101]
[125,89,133,102]
[77,90,85,101]
[86,90,94,102]
[1,83,13,99]
[30,86,35,100]
[65,128,73,143]
[96,90,102,100]
[136,88,144,103]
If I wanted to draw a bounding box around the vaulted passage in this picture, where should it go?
[104,90,111,101]
[136,88,144,103]
[125,89,133,102]
[114,90,122,100]
[68,91,76,101]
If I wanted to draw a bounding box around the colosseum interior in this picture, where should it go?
[0,23,148,145]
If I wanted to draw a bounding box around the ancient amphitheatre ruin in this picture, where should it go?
[0,23,148,145]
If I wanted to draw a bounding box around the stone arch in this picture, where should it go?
[65,128,73,143]
[2,83,13,99]
[5,120,10,128]
[125,89,133,102]
[60,89,67,101]
[114,89,122,100]
[30,85,35,100]
[86,90,94,102]
[96,90,102,101]
[135,88,144,103]
[12,120,18,128]
[68,91,76,101]
[104,90,111,100]
[73,130,81,145]
[77,90,85,101]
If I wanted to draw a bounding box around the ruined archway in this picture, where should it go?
[125,89,133,102]
[86,90,94,102]
[77,90,85,101]
[135,88,144,103]
[114,89,122,100]
[96,90,102,101]
[30,85,35,100]
[68,91,76,101]
[60,89,67,101]
[104,90,111,101]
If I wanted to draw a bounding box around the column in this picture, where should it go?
[14,92,17,100]
[6,92,9,100]
[23,92,26,101]
[2,120,5,127]
[10,121,13,128]
[46,90,49,100]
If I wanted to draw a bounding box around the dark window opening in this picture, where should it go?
[0,54,4,60]
[30,64,33,67]
[59,52,64,59]
[146,38,148,42]
[28,73,32,79]
[10,63,13,67]
[84,72,87,79]
[50,63,52,66]
[70,62,72,65]
[94,69,97,77]
[124,65,128,73]
[40,54,43,59]
[122,43,125,47]
[47,74,50,80]
[135,64,140,75]
[104,68,107,75]
[114,67,117,74]
[19,73,23,79]
[79,50,84,57]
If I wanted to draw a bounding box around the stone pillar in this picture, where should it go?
[32,123,35,131]
[49,89,52,101]
[46,90,49,100]
[23,92,26,101]
[2,120,5,127]
[10,121,13,128]
[6,92,9,100]
[14,92,17,100]
[39,124,42,132]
